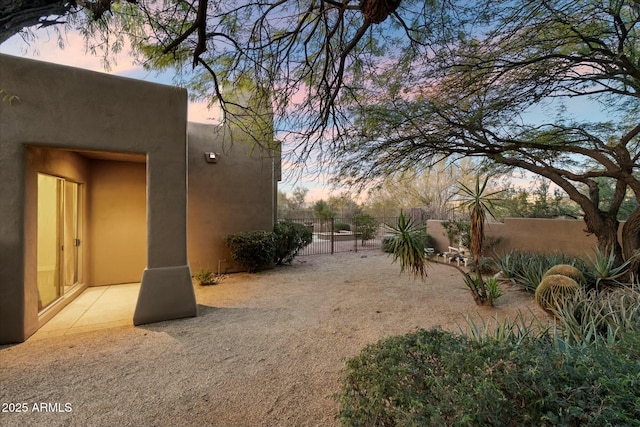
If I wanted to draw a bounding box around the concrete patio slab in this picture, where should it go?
[31,283,140,340]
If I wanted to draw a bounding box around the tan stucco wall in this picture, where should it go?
[427,218,600,258]
[88,159,146,285]
[0,53,195,343]
[187,122,279,273]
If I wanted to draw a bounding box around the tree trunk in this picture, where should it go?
[0,0,72,44]
[621,206,640,275]
[584,211,624,265]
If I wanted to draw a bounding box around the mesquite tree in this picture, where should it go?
[337,0,640,271]
[5,0,640,271]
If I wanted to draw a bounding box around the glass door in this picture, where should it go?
[37,174,81,312]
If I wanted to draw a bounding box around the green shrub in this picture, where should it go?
[441,218,470,248]
[535,274,579,314]
[354,213,379,244]
[335,221,351,231]
[470,257,500,275]
[422,232,437,250]
[273,220,313,265]
[193,268,218,286]
[339,327,640,426]
[543,264,586,285]
[224,230,276,273]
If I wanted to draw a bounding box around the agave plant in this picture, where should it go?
[587,247,635,290]
[552,286,640,347]
[386,211,428,280]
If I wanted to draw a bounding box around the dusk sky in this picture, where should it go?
[2,22,607,203]
[1,26,335,202]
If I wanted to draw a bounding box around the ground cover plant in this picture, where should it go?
[193,267,219,286]
[339,276,640,426]
[339,323,640,426]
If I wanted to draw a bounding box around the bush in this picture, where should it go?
[354,213,379,244]
[335,221,351,231]
[441,218,471,248]
[422,232,437,250]
[535,274,579,314]
[224,230,276,272]
[470,257,500,275]
[273,220,313,265]
[339,327,640,426]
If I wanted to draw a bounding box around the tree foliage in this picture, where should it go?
[313,199,335,221]
[497,181,582,219]
[336,0,640,269]
[7,0,640,270]
[2,0,446,157]
[364,159,478,219]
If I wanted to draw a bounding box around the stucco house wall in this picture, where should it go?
[78,122,281,283]
[88,158,147,285]
[187,122,280,273]
[0,54,197,343]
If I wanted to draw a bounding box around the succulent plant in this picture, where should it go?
[543,264,585,285]
[535,274,579,314]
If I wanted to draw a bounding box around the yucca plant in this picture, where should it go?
[457,175,504,306]
[386,211,428,280]
[485,276,503,301]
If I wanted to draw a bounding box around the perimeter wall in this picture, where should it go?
[427,218,614,259]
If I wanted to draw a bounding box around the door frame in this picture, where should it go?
[36,173,85,320]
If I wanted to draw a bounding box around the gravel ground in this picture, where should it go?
[0,251,545,427]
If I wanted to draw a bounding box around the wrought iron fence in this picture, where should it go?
[281,216,400,256]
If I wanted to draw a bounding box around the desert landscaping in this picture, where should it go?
[0,251,545,427]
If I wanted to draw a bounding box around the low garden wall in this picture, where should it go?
[427,218,608,259]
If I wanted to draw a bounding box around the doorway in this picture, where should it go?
[36,173,82,312]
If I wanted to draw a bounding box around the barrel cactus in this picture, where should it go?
[535,274,579,314]
[543,264,585,285]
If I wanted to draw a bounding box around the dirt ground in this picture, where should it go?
[0,251,546,427]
